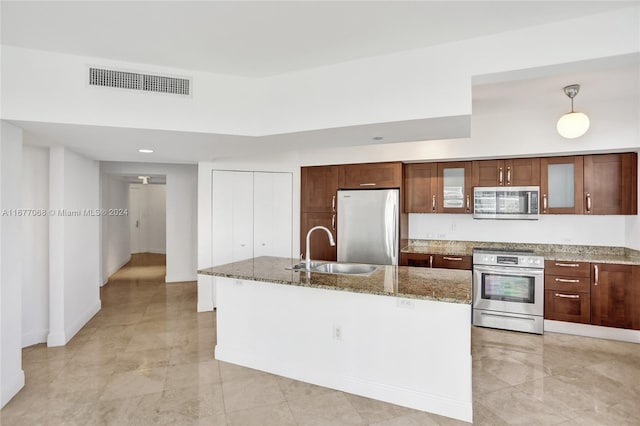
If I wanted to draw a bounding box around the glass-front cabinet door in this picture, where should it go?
[540,156,584,214]
[437,161,472,213]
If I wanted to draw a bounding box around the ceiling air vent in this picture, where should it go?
[88,67,191,96]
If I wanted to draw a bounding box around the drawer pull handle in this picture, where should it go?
[555,278,580,283]
[443,256,463,261]
[555,293,580,299]
[594,264,599,286]
[331,195,336,212]
[555,262,580,268]
[499,167,503,185]
[506,166,511,185]
[359,183,376,187]
[429,255,433,268]
[432,195,436,211]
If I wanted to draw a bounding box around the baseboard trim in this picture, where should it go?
[197,302,214,312]
[544,320,640,343]
[1,369,25,408]
[22,328,48,348]
[104,255,132,285]
[48,300,101,347]
[165,273,197,283]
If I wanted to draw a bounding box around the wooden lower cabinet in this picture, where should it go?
[400,253,433,267]
[544,260,591,324]
[400,253,471,270]
[545,289,590,324]
[591,263,637,329]
[300,212,337,262]
[433,254,472,270]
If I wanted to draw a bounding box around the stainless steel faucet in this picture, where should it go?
[305,226,336,270]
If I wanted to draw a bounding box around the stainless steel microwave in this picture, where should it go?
[473,186,540,220]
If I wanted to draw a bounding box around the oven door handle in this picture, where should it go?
[475,266,544,276]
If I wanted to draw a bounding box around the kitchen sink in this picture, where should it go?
[313,263,378,275]
[288,261,325,271]
[288,261,378,276]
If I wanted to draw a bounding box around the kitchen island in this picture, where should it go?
[199,257,473,422]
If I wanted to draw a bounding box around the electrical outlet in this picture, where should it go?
[396,299,415,309]
[451,222,457,232]
[333,326,342,341]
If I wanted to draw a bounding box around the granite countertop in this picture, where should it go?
[402,240,640,266]
[198,256,472,304]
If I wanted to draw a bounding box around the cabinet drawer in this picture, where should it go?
[544,290,590,324]
[400,253,433,268]
[544,260,591,277]
[433,254,472,270]
[544,275,591,293]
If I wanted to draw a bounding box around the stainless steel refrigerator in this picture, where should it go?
[337,189,400,266]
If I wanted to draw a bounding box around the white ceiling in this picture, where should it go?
[1,1,638,164]
[1,1,633,78]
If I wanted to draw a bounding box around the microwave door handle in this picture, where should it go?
[527,192,531,214]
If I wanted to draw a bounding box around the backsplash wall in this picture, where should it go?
[408,214,627,247]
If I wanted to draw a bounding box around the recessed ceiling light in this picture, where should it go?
[373,136,383,141]
[138,149,154,153]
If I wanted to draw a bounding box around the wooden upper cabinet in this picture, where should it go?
[437,161,472,213]
[591,263,637,329]
[404,163,438,213]
[506,158,541,186]
[583,152,637,215]
[301,166,339,212]
[339,162,402,189]
[540,156,584,214]
[472,158,540,187]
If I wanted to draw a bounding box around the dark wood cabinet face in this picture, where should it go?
[433,254,472,270]
[339,162,402,189]
[540,156,584,214]
[507,158,541,186]
[300,212,337,261]
[437,161,472,214]
[404,163,438,213]
[472,158,540,187]
[545,289,590,323]
[583,153,638,215]
[400,253,433,267]
[591,263,635,329]
[301,166,339,213]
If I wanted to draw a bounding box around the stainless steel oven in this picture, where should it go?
[472,248,544,334]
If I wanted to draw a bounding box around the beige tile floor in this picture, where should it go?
[1,253,639,425]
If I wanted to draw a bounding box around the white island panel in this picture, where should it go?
[215,277,472,422]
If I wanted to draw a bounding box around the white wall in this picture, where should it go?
[1,121,25,407]
[21,145,49,346]
[101,174,130,283]
[129,183,166,254]
[48,147,101,347]
[2,6,637,137]
[101,162,197,283]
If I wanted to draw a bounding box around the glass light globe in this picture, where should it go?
[557,112,590,139]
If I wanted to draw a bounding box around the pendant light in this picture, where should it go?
[557,84,590,139]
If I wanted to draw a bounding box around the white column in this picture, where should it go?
[0,121,25,407]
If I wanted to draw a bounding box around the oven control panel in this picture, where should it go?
[473,252,544,268]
